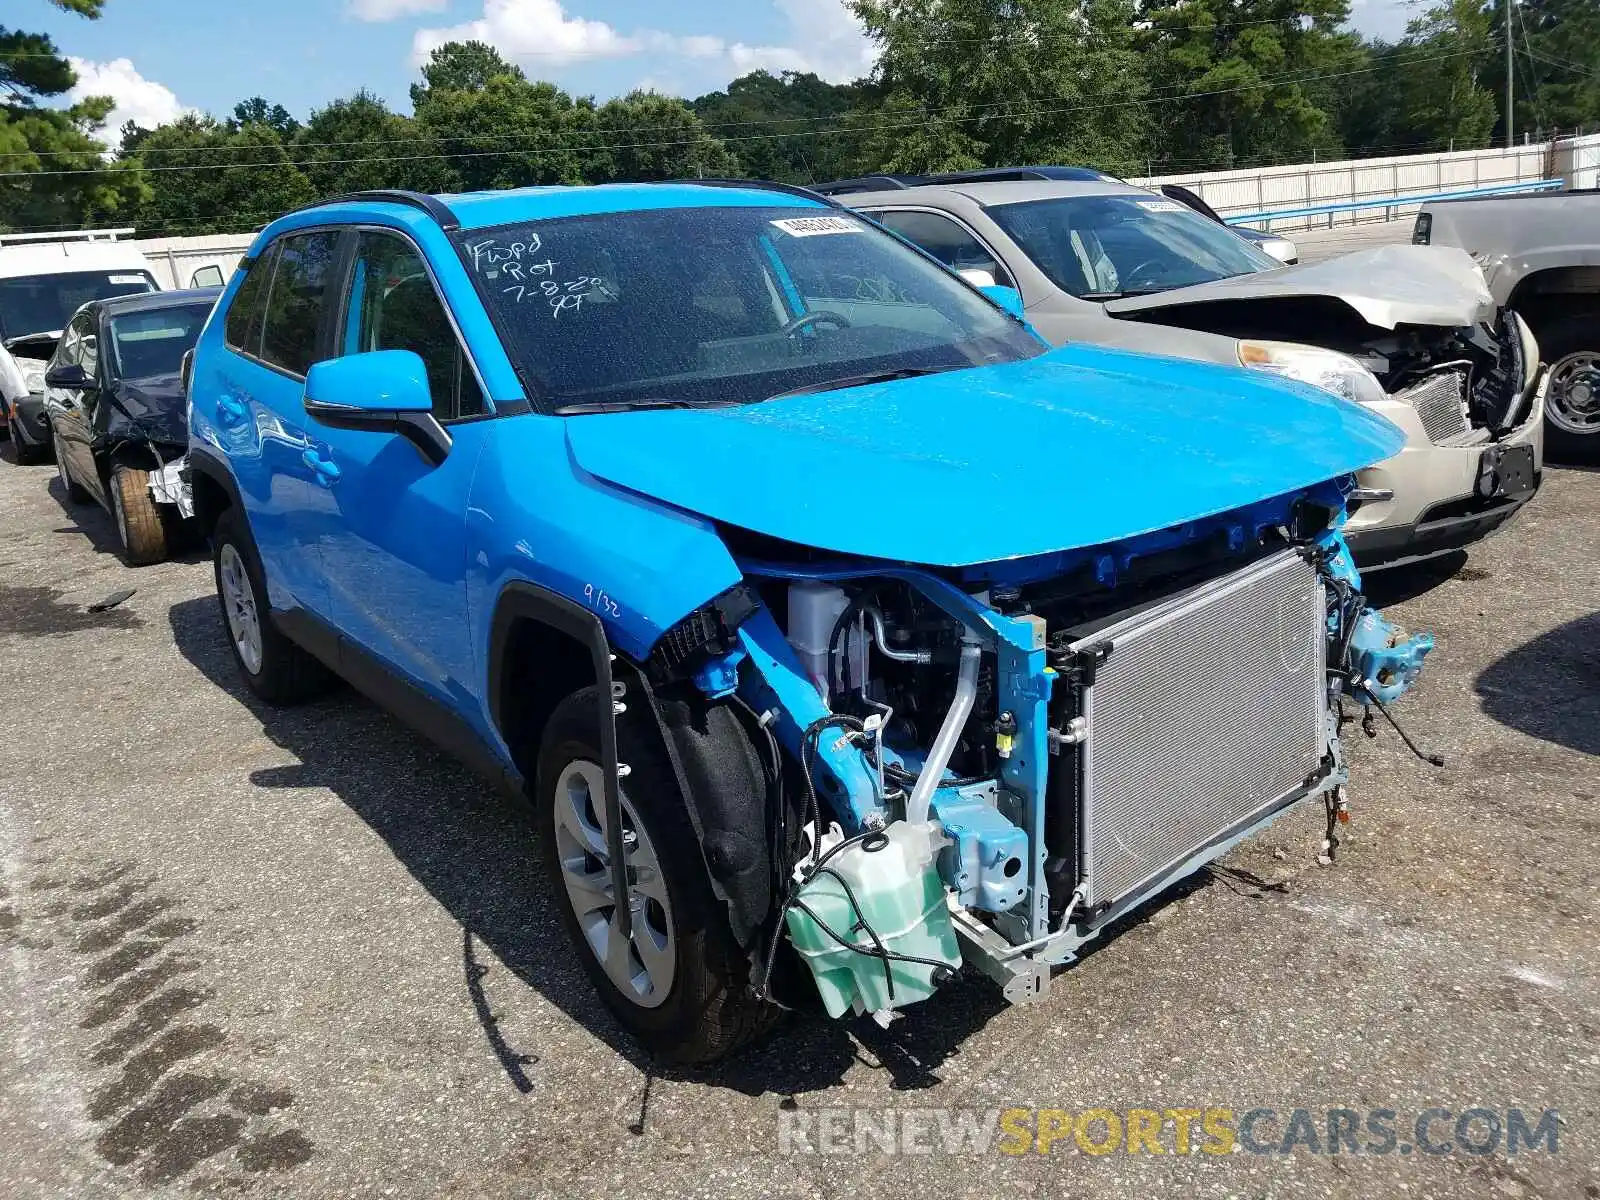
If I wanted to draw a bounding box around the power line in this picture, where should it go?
[0,47,1496,181]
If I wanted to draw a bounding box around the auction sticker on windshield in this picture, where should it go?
[1135,200,1186,214]
[771,216,862,237]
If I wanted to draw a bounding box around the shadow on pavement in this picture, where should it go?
[166,595,1007,1099]
[1474,611,1600,757]
[1359,550,1469,608]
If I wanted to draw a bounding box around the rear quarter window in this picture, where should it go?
[224,246,277,357]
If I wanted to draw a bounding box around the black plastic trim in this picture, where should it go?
[488,581,630,937]
[302,397,452,466]
[311,189,462,231]
[271,606,523,798]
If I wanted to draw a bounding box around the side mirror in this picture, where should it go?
[303,350,451,466]
[979,285,1025,318]
[45,363,90,389]
[958,267,998,288]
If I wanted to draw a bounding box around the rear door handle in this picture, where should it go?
[302,448,341,486]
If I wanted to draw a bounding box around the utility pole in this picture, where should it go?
[1505,0,1515,148]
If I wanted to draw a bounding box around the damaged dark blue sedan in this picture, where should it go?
[184,182,1433,1063]
[45,286,221,565]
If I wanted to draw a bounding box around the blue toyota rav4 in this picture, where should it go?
[188,182,1431,1063]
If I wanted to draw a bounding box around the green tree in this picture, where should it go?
[849,0,1151,175]
[293,90,452,196]
[691,70,872,183]
[1140,0,1360,169]
[589,91,738,182]
[409,39,525,108]
[124,114,312,235]
[413,72,596,191]
[0,0,146,232]
[1491,0,1600,138]
[1391,0,1498,152]
[231,97,301,138]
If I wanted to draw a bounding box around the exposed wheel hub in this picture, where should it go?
[1548,351,1600,436]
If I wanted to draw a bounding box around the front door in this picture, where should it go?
[304,229,487,708]
[44,312,105,508]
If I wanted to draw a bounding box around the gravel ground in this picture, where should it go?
[0,442,1595,1200]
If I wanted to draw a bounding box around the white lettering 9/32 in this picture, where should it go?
[583,583,621,618]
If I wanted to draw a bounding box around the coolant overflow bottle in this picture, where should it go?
[785,822,962,1019]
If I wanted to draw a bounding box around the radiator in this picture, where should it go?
[1401,371,1473,444]
[1071,551,1328,911]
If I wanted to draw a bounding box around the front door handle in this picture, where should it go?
[302,448,342,486]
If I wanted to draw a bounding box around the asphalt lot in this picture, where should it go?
[0,444,1595,1200]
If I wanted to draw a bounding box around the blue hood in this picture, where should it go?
[562,344,1404,567]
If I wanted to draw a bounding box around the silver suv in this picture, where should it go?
[836,178,1546,571]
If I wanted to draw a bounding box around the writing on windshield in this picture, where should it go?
[462,231,605,320]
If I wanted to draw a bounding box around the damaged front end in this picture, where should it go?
[648,484,1432,1022]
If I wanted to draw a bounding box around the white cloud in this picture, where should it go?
[413,0,638,68]
[411,0,875,85]
[66,58,192,147]
[351,0,448,20]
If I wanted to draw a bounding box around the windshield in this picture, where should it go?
[0,269,158,341]
[988,195,1280,299]
[108,302,213,380]
[455,205,1042,412]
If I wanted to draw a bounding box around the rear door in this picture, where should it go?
[203,230,344,617]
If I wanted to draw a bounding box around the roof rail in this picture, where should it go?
[0,228,135,245]
[923,166,1122,185]
[657,177,846,209]
[305,190,461,231]
[810,175,924,196]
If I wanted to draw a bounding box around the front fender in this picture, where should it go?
[464,413,745,711]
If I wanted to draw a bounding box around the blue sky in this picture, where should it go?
[37,0,1421,139]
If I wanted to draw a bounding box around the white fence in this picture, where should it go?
[1134,132,1600,231]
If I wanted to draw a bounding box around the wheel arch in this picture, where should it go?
[186,447,242,539]
[1506,266,1600,333]
[488,579,778,954]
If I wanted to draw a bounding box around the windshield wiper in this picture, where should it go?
[552,397,739,415]
[766,365,953,402]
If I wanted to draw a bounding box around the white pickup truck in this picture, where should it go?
[1416,191,1600,462]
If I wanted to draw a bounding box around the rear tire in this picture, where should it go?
[211,506,332,705]
[1536,313,1600,464]
[109,466,168,566]
[536,687,780,1064]
[11,424,49,465]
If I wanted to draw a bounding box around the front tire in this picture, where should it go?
[57,455,91,504]
[1538,313,1600,464]
[109,466,168,566]
[536,687,779,1064]
[211,507,331,705]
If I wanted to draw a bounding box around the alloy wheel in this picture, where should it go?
[552,758,676,1008]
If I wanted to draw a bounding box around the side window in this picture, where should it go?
[54,323,80,369]
[872,210,1015,289]
[77,315,100,380]
[343,232,484,421]
[260,230,341,377]
[191,265,226,289]
[224,245,276,357]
